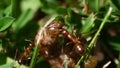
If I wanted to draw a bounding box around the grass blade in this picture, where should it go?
[75,7,113,68]
[30,44,39,68]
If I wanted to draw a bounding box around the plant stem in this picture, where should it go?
[75,7,112,68]
[30,44,39,68]
[75,56,84,68]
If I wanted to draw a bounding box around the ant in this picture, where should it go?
[18,16,85,67]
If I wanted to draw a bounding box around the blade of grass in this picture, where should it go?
[95,0,100,11]
[80,13,95,37]
[12,10,35,33]
[88,7,112,50]
[117,52,120,68]
[75,7,112,68]
[30,44,39,68]
[10,0,13,16]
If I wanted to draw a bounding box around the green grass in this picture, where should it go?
[75,7,112,68]
[0,0,120,68]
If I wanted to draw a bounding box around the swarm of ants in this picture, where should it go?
[17,16,97,68]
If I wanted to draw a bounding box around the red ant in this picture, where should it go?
[18,17,85,66]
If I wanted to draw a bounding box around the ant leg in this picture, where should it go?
[14,49,21,61]
[18,43,35,64]
[65,42,73,46]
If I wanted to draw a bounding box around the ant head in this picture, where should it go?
[73,43,85,55]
